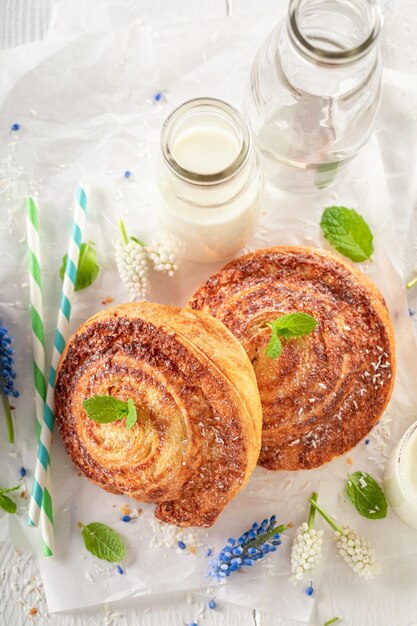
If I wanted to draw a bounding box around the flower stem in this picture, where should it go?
[2,393,14,444]
[308,492,318,531]
[131,235,147,248]
[245,523,287,552]
[406,275,417,289]
[324,618,341,626]
[119,220,129,246]
[308,497,344,535]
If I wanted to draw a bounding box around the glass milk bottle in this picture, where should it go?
[244,0,383,192]
[157,98,264,263]
[384,421,417,530]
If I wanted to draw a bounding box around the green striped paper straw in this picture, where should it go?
[25,197,52,555]
[28,185,88,555]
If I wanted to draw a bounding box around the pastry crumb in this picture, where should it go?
[27,607,39,617]
[120,504,131,516]
[346,457,353,466]
[101,296,114,305]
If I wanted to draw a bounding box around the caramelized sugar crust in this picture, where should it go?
[189,247,396,470]
[55,303,262,526]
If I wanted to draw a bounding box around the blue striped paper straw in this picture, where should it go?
[28,185,88,542]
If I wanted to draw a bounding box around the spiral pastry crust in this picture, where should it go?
[55,303,262,527]
[189,247,396,470]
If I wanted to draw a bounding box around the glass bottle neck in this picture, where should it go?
[287,0,382,65]
[277,0,382,98]
[161,98,251,186]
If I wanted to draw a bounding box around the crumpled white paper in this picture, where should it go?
[1,1,417,623]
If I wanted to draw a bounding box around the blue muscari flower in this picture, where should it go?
[0,325,18,443]
[153,90,167,104]
[116,565,124,574]
[208,515,286,581]
[305,583,314,596]
[178,540,186,550]
[10,123,20,132]
[208,598,217,610]
[121,514,131,522]
[19,466,26,478]
[124,170,131,179]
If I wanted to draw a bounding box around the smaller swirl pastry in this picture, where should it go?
[55,303,262,527]
[189,246,396,471]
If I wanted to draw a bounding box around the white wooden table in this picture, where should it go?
[0,1,416,625]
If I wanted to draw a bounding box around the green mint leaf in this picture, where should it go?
[81,522,125,562]
[0,485,20,495]
[273,312,318,337]
[0,494,17,514]
[265,313,317,359]
[60,241,100,292]
[125,398,137,430]
[83,395,128,424]
[266,325,283,359]
[346,472,387,520]
[320,206,374,262]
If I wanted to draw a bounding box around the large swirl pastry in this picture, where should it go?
[189,247,396,471]
[55,302,262,527]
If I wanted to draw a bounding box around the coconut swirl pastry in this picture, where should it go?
[189,247,396,471]
[55,303,262,527]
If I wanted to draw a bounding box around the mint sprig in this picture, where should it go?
[266,312,318,359]
[266,325,283,358]
[81,522,125,562]
[60,241,100,291]
[125,398,137,430]
[0,485,20,514]
[320,206,374,262]
[346,472,387,520]
[83,395,138,429]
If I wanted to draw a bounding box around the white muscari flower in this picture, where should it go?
[147,233,180,277]
[290,521,324,582]
[114,221,149,300]
[290,492,323,583]
[114,221,181,300]
[309,495,379,581]
[334,525,376,580]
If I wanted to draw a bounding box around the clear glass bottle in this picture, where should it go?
[244,0,383,192]
[157,98,263,263]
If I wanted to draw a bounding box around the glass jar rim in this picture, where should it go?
[396,420,417,468]
[288,0,382,65]
[160,97,251,185]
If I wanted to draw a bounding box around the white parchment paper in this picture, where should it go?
[1,1,417,622]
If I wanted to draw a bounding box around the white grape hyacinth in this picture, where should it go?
[290,521,324,583]
[334,526,377,580]
[115,238,149,301]
[147,234,180,277]
[309,495,379,582]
